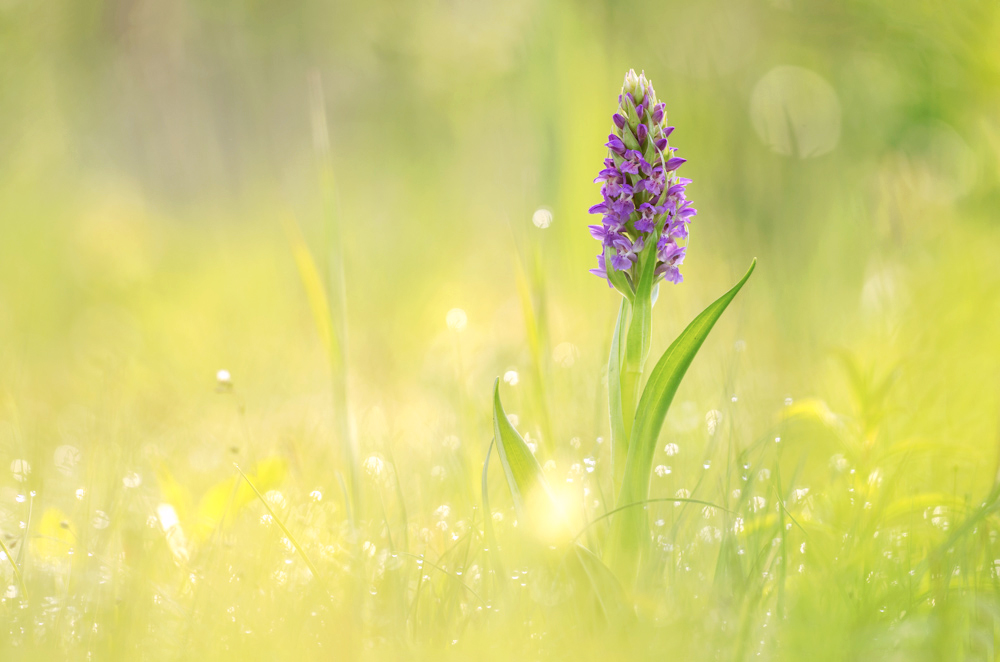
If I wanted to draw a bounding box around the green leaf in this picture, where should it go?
[491,379,570,544]
[283,215,341,371]
[605,259,756,584]
[623,238,657,377]
[490,381,627,619]
[608,298,630,495]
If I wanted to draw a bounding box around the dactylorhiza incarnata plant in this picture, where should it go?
[487,70,755,596]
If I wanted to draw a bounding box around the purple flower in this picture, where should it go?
[588,201,609,215]
[611,197,636,219]
[664,157,687,171]
[635,203,658,233]
[594,168,628,198]
[588,69,698,288]
[676,205,697,220]
[590,253,611,284]
[652,103,665,125]
[666,216,689,240]
[656,238,686,283]
[606,134,626,155]
[610,252,633,271]
[639,168,665,197]
[588,224,613,244]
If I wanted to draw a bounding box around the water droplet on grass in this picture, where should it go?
[92,511,110,529]
[54,446,81,476]
[10,459,30,482]
[446,308,467,332]
[532,208,553,229]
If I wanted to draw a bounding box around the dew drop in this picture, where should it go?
[532,208,553,229]
[92,511,110,530]
[445,308,468,332]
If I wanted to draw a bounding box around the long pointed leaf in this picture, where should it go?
[492,380,626,617]
[606,259,756,583]
[491,379,570,543]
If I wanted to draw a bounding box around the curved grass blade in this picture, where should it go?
[491,378,570,543]
[0,532,27,603]
[492,378,544,515]
[492,381,628,619]
[283,215,341,370]
[234,463,329,599]
[481,438,506,590]
[606,259,756,583]
[283,213,359,522]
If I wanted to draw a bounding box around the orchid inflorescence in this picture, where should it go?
[588,69,696,291]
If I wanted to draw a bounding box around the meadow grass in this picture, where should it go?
[2,1,1000,658]
[2,209,999,660]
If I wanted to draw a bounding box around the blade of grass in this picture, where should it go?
[283,212,358,523]
[305,71,360,522]
[571,497,733,545]
[234,463,328,596]
[394,551,487,607]
[509,223,555,453]
[491,378,554,519]
[606,259,756,584]
[492,380,630,617]
[481,438,506,591]
[283,215,340,368]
